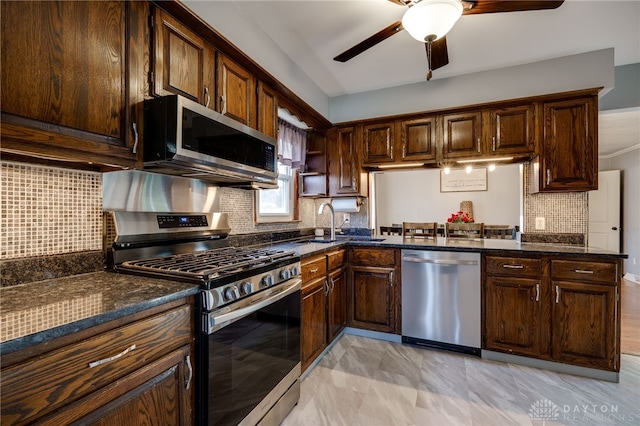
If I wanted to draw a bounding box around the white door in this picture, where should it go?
[588,170,621,251]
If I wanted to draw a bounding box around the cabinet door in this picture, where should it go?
[442,110,483,159]
[217,54,256,127]
[362,121,395,164]
[489,104,535,156]
[301,131,328,197]
[328,267,347,342]
[301,277,328,372]
[398,116,437,162]
[1,0,146,168]
[540,96,597,191]
[329,126,367,197]
[551,281,617,370]
[152,8,215,109]
[349,266,396,333]
[257,81,278,138]
[42,345,194,425]
[484,276,543,357]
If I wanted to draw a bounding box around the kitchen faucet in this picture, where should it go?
[317,202,335,241]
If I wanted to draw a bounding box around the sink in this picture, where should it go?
[295,239,336,244]
[336,236,385,242]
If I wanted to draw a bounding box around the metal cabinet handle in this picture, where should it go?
[477,138,481,153]
[185,355,193,390]
[204,86,211,108]
[89,344,137,368]
[310,267,319,274]
[546,169,551,186]
[535,283,540,302]
[574,269,594,274]
[390,270,394,287]
[503,264,524,269]
[324,279,329,296]
[132,122,139,154]
[330,276,335,293]
[492,136,496,151]
[220,95,226,113]
[555,285,560,304]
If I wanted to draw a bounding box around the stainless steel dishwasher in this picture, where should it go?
[401,249,481,355]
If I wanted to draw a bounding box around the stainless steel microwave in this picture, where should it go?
[143,94,278,187]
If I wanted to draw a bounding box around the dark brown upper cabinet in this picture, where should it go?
[441,110,484,159]
[216,53,256,128]
[531,93,598,192]
[489,104,536,156]
[362,121,395,164]
[0,0,148,169]
[257,81,278,139]
[328,125,367,197]
[398,116,437,163]
[152,7,215,109]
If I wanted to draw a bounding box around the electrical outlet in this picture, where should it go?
[535,217,546,230]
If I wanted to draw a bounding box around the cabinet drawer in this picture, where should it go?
[485,256,542,277]
[350,247,396,267]
[327,249,346,271]
[302,255,327,282]
[1,305,192,425]
[551,260,618,283]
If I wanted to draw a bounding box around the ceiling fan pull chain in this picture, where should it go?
[426,39,433,81]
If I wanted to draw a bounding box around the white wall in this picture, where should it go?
[600,145,640,275]
[374,164,521,229]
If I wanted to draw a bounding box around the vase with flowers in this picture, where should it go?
[447,211,474,223]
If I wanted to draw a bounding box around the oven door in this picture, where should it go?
[198,278,301,426]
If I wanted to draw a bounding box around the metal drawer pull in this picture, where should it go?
[89,344,137,368]
[574,269,594,274]
[503,264,524,269]
[185,355,193,390]
[555,285,560,304]
[535,283,540,302]
[309,267,319,274]
[204,86,211,108]
[132,122,139,154]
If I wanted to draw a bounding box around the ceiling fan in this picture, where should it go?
[333,0,565,80]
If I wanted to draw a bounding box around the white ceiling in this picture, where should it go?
[186,0,640,155]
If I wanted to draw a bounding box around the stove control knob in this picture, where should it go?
[290,265,300,276]
[280,269,291,280]
[241,281,253,295]
[224,285,240,301]
[262,274,274,287]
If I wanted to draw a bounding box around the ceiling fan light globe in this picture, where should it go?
[402,0,463,42]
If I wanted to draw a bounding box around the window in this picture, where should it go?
[255,163,298,223]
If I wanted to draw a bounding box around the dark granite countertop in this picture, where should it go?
[0,271,200,355]
[274,236,627,260]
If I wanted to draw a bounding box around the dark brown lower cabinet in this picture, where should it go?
[348,247,400,334]
[301,276,328,372]
[483,255,620,372]
[0,298,195,425]
[328,266,347,342]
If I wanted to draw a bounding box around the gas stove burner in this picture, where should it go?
[120,246,296,281]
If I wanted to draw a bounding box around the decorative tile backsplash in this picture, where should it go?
[522,163,588,234]
[0,162,103,260]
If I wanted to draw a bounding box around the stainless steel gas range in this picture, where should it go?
[107,211,301,426]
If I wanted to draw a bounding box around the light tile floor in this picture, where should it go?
[282,334,640,426]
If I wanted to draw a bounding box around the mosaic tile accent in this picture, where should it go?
[1,293,103,342]
[522,162,588,234]
[0,161,103,260]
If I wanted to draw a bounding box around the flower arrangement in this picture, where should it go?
[447,211,474,223]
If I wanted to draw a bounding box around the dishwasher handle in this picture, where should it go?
[402,256,479,266]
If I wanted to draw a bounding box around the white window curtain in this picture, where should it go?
[277,118,306,170]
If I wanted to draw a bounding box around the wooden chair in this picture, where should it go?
[402,222,438,239]
[380,225,402,235]
[445,222,484,239]
[484,225,516,239]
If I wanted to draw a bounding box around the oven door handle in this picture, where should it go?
[204,278,301,334]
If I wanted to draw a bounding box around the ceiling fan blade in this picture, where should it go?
[333,20,403,62]
[462,0,564,15]
[387,0,410,5]
[425,36,449,72]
